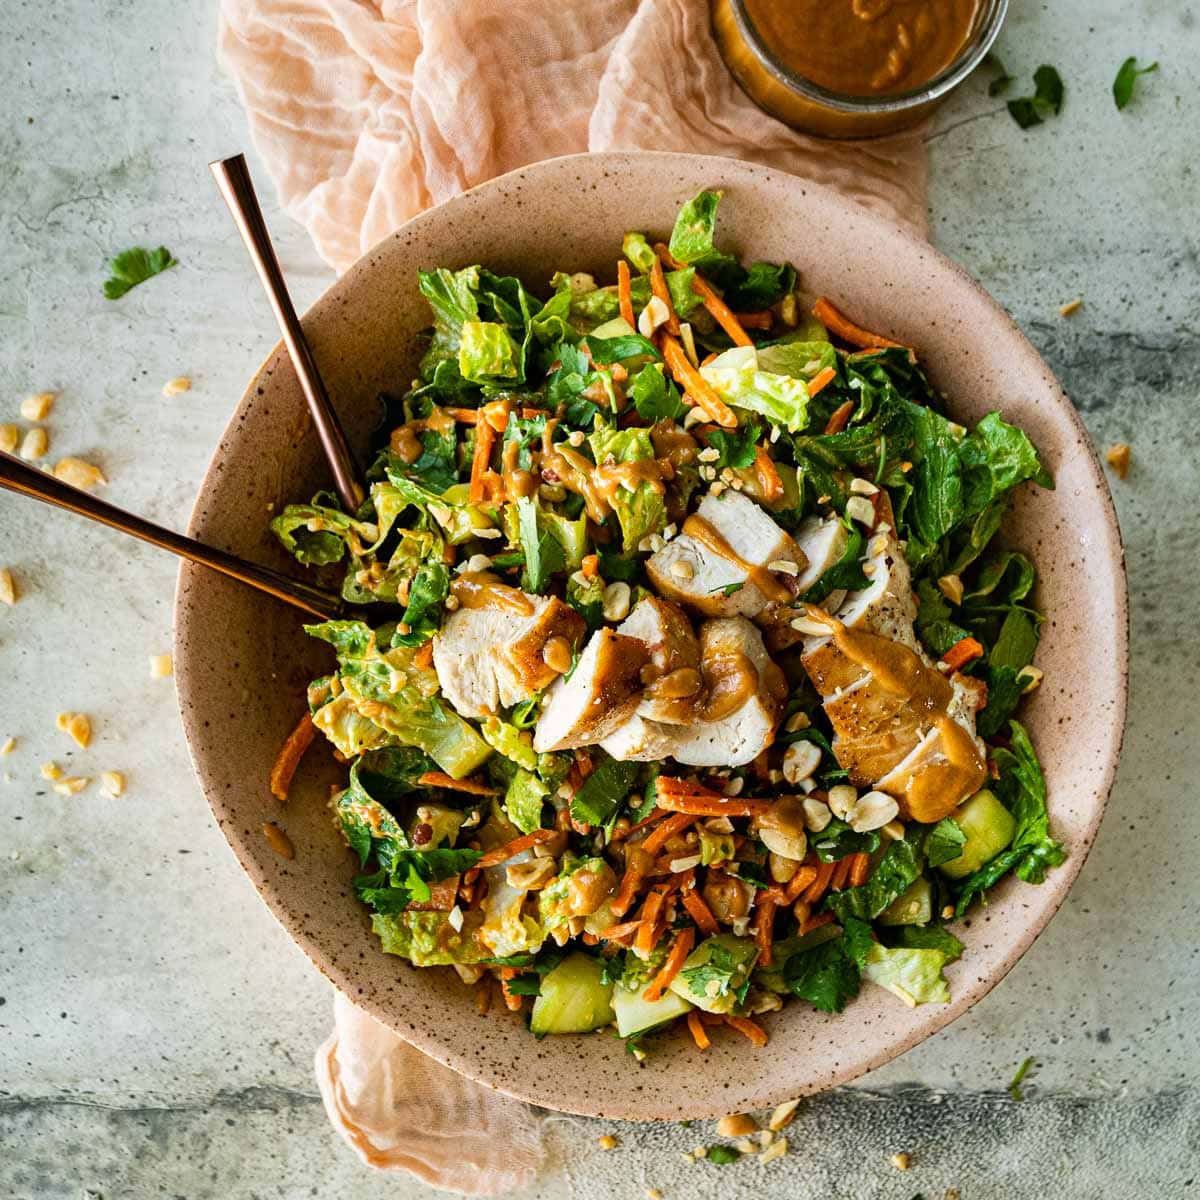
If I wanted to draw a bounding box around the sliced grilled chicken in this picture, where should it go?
[434,591,585,720]
[599,712,679,762]
[533,628,650,752]
[665,617,786,767]
[646,489,804,619]
[495,598,586,708]
[793,515,849,592]
[434,606,528,719]
[832,532,919,649]
[617,596,703,725]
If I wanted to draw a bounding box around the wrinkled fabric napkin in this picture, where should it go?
[219,0,930,1192]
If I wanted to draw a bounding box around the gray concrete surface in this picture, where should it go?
[1,0,1197,1196]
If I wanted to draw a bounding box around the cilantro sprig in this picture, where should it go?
[103,246,178,300]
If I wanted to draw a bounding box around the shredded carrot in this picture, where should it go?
[681,887,720,938]
[621,808,668,839]
[269,712,317,802]
[641,812,697,857]
[808,365,837,397]
[634,885,670,956]
[791,899,812,927]
[654,241,753,346]
[610,847,652,919]
[734,310,773,330]
[849,851,871,888]
[754,893,778,967]
[655,792,772,819]
[830,856,854,892]
[687,1009,711,1050]
[724,1015,769,1047]
[417,771,498,796]
[799,911,836,937]
[475,828,558,868]
[616,259,635,328]
[784,863,820,902]
[499,968,524,1012]
[469,417,495,503]
[413,641,435,671]
[444,406,480,424]
[644,927,696,1002]
[803,859,836,904]
[661,334,738,428]
[580,553,599,580]
[812,297,906,351]
[596,919,643,944]
[753,444,784,503]
[824,400,855,435]
[942,636,985,672]
[648,255,681,335]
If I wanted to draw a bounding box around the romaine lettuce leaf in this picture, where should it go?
[373,910,489,966]
[459,320,522,385]
[306,620,492,779]
[862,943,951,1005]
[588,426,667,553]
[503,767,549,835]
[699,361,810,433]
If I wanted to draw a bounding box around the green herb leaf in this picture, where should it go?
[987,53,1015,96]
[570,756,640,827]
[706,1145,742,1165]
[1007,65,1065,129]
[1113,56,1158,110]
[1008,1055,1037,1101]
[103,246,178,299]
[516,496,567,593]
[707,421,760,471]
[923,817,967,868]
[891,925,965,963]
[825,835,923,925]
[630,363,687,422]
[783,932,862,1013]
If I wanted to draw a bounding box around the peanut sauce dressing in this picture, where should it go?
[500,438,540,500]
[743,0,980,97]
[699,650,759,722]
[803,605,985,822]
[451,570,535,616]
[682,514,793,603]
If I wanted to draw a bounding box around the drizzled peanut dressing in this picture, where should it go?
[451,570,535,616]
[682,514,793,604]
[700,650,760,721]
[803,605,985,822]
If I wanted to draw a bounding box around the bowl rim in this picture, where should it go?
[174,149,1128,1120]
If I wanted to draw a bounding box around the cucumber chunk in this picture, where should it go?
[590,317,637,339]
[877,877,933,926]
[613,985,693,1038]
[668,934,758,1014]
[939,788,1017,880]
[529,953,615,1035]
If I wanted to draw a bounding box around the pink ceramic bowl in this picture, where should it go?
[174,152,1127,1120]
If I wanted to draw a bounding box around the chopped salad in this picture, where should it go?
[271,190,1064,1050]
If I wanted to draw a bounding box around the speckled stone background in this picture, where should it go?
[1,1,1196,1197]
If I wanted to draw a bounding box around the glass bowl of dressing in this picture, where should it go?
[713,0,1008,138]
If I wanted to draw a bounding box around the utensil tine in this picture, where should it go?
[0,451,343,620]
[210,152,366,513]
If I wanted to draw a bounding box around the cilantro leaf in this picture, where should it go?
[707,422,760,471]
[705,1145,742,1165]
[987,53,1015,96]
[516,496,566,593]
[923,817,967,868]
[570,756,639,827]
[630,363,686,422]
[1007,65,1065,129]
[783,932,862,1013]
[1113,56,1158,110]
[103,246,178,299]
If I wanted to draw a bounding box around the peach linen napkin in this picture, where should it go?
[219,0,930,1192]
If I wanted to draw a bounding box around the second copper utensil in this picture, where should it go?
[0,451,343,620]
[211,152,365,514]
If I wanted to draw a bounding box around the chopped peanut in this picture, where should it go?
[1058,298,1083,318]
[53,776,89,796]
[162,376,192,397]
[1105,443,1131,479]
[20,392,55,421]
[40,761,63,781]
[99,771,125,798]
[598,1134,619,1151]
[0,737,15,755]
[19,427,48,461]
[53,458,107,489]
[0,567,16,606]
[890,1151,912,1171]
[768,1098,801,1131]
[0,424,18,453]
[717,1114,757,1138]
[56,712,92,748]
[149,653,174,678]
[760,1137,788,1163]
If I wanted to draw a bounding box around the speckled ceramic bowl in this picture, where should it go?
[174,152,1127,1120]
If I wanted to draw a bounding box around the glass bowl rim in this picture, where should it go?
[725,0,1010,114]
